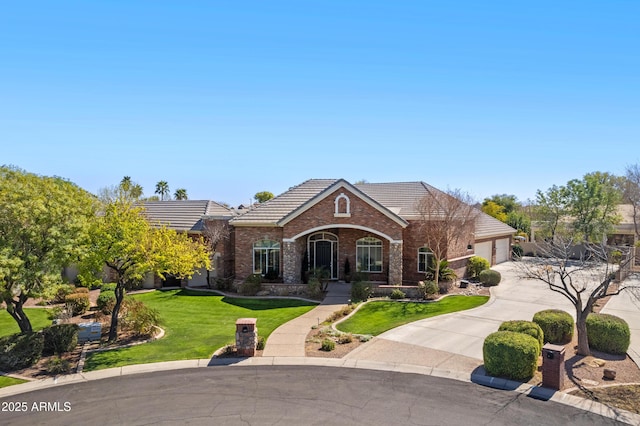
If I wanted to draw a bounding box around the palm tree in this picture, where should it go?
[155,181,170,201]
[174,188,188,200]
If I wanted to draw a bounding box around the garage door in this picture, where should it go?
[474,241,492,264]
[495,238,510,264]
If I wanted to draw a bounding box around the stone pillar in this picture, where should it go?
[389,241,403,285]
[235,318,257,357]
[282,240,299,284]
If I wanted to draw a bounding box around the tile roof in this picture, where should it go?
[143,200,234,232]
[474,211,517,238]
[355,181,446,218]
[229,179,340,225]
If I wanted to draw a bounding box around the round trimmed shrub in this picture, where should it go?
[0,332,44,371]
[97,290,117,314]
[42,324,79,355]
[101,283,117,293]
[586,313,630,355]
[479,269,501,286]
[418,280,439,299]
[65,292,90,316]
[468,256,490,278]
[483,331,539,381]
[498,320,544,355]
[532,309,574,344]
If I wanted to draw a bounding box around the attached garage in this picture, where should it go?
[474,241,493,264]
[495,238,511,264]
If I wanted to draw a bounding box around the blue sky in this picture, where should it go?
[2,1,638,207]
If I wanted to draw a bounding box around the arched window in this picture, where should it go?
[356,237,383,272]
[253,240,280,277]
[417,247,434,273]
[334,193,351,217]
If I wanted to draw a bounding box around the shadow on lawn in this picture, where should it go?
[221,297,317,311]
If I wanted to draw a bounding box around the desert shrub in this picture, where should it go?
[337,333,353,344]
[46,356,71,375]
[0,332,44,371]
[307,277,324,299]
[479,269,501,286]
[101,283,117,293]
[321,338,335,352]
[239,274,263,296]
[256,336,266,351]
[65,293,90,316]
[498,320,544,355]
[326,305,355,323]
[351,281,371,303]
[532,309,574,344]
[426,258,457,283]
[483,331,539,381]
[467,256,490,278]
[97,291,117,314]
[42,324,79,355]
[359,335,373,343]
[418,280,439,299]
[512,245,524,258]
[120,298,161,336]
[586,313,630,355]
[389,289,406,300]
[73,287,90,294]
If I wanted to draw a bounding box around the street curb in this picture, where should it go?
[2,358,640,425]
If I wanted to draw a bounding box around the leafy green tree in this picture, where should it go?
[506,211,531,237]
[534,185,569,240]
[80,199,210,341]
[565,172,621,242]
[0,167,97,333]
[174,188,188,200]
[155,181,170,201]
[481,201,507,222]
[254,191,274,203]
[483,194,518,215]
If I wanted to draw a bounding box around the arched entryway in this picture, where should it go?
[308,232,338,279]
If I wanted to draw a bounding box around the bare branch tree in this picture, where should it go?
[201,220,231,288]
[416,188,479,288]
[517,238,640,355]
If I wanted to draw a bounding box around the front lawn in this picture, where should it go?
[336,295,488,336]
[0,308,52,338]
[84,289,317,371]
[0,376,27,388]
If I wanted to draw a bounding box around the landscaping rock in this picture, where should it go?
[603,369,617,380]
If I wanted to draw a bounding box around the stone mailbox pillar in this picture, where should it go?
[541,343,565,390]
[235,318,258,357]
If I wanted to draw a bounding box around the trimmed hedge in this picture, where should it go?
[483,331,539,381]
[101,283,118,293]
[0,332,44,371]
[239,274,262,296]
[351,281,371,303]
[42,324,79,355]
[467,256,490,278]
[65,292,90,316]
[586,313,630,355]
[498,320,544,355]
[532,309,574,344]
[479,269,501,286]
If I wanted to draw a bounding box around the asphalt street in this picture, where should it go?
[0,366,621,425]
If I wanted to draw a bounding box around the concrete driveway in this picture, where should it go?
[375,262,575,360]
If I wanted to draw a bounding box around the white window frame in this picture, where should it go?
[253,239,280,276]
[356,237,383,272]
[334,193,351,217]
[417,247,433,273]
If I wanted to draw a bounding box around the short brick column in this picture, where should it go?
[235,318,258,357]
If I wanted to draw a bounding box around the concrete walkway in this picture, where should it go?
[262,282,351,357]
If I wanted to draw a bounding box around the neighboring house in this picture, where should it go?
[142,179,514,287]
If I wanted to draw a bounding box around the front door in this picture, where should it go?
[315,241,332,276]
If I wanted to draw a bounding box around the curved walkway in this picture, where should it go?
[262,282,351,356]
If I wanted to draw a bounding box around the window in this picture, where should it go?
[356,237,383,272]
[253,240,280,277]
[418,247,434,273]
[334,193,351,217]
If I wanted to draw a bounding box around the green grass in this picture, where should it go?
[0,376,28,388]
[0,308,52,338]
[84,289,317,371]
[337,295,489,336]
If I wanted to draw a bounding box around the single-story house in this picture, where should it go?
[143,179,515,287]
